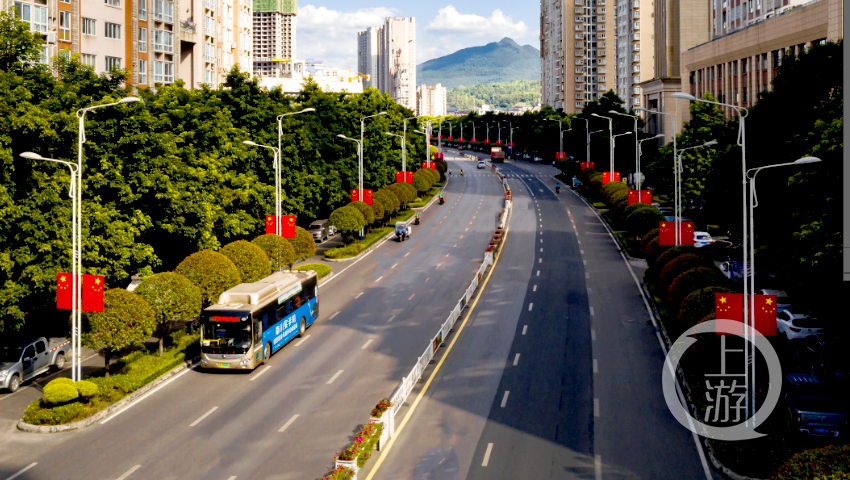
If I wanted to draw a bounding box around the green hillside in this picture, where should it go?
[417,37,539,90]
[447,80,541,111]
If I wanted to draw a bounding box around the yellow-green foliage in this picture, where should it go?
[43,381,79,404]
[74,380,98,397]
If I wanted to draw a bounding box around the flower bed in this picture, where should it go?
[322,466,355,480]
[337,421,383,468]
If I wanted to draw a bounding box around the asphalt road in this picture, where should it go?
[369,151,720,480]
[0,152,505,480]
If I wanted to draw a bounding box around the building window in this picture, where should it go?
[139,59,147,84]
[105,22,121,39]
[105,56,121,71]
[81,53,96,67]
[163,61,173,82]
[14,3,48,33]
[105,0,120,7]
[139,27,146,52]
[59,11,71,41]
[82,18,96,36]
[154,60,162,82]
[140,0,146,20]
[39,45,48,64]
[155,0,174,23]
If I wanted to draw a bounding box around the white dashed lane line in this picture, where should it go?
[189,406,219,426]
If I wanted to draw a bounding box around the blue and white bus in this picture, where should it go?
[199,271,319,370]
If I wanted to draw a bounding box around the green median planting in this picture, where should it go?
[324,398,392,479]
[293,263,332,280]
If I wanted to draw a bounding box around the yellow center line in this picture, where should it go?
[363,203,510,480]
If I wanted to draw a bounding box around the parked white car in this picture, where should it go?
[777,309,824,341]
[757,289,793,310]
[693,231,714,248]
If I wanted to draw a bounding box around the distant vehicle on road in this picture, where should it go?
[199,271,318,371]
[395,221,412,242]
[1,337,69,392]
[477,160,485,169]
[571,176,581,189]
[533,157,542,162]
[693,231,714,248]
[777,309,824,341]
[783,373,845,437]
[309,219,330,242]
[490,146,505,163]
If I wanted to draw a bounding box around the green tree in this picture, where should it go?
[348,201,375,226]
[220,240,271,283]
[175,250,241,307]
[0,7,46,73]
[252,234,297,271]
[287,226,316,263]
[83,289,155,376]
[329,205,365,242]
[134,272,203,356]
[412,170,432,195]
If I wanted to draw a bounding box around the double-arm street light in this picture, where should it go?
[609,111,640,188]
[23,96,140,381]
[676,141,718,240]
[575,117,590,164]
[636,134,664,188]
[590,113,614,180]
[358,112,387,202]
[243,140,281,235]
[636,106,678,241]
[547,118,567,156]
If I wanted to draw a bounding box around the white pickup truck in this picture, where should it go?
[1,337,70,392]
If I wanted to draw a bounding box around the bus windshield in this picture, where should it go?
[200,312,252,354]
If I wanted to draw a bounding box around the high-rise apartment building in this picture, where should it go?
[357,26,377,89]
[540,0,615,114]
[374,17,416,112]
[416,83,446,117]
[614,0,651,108]
[252,0,296,78]
[4,0,253,90]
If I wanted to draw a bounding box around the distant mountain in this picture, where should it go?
[447,80,541,111]
[417,38,539,90]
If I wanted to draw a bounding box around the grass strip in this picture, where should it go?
[293,263,332,279]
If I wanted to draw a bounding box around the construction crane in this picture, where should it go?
[348,67,370,82]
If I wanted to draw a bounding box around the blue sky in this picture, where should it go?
[296,1,540,71]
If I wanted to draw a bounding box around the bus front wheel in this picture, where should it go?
[298,318,306,337]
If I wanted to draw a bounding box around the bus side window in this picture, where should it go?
[277,304,286,322]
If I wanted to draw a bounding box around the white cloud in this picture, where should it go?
[297,5,396,70]
[426,6,528,38]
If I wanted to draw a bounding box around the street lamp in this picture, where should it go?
[548,118,566,156]
[612,131,634,180]
[276,108,315,229]
[591,113,614,180]
[338,133,365,237]
[385,131,407,173]
[636,106,678,243]
[575,117,590,164]
[358,112,387,202]
[676,141,718,229]
[636,134,664,188]
[745,156,820,423]
[486,122,490,143]
[609,110,640,189]
[65,96,140,381]
[243,140,281,236]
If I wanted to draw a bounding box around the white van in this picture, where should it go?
[477,160,485,169]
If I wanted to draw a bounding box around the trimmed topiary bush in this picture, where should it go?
[400,182,418,201]
[625,207,665,239]
[329,206,366,241]
[74,380,99,398]
[667,266,731,313]
[50,377,75,386]
[83,289,156,376]
[220,240,271,284]
[609,189,629,211]
[349,201,376,225]
[602,181,628,204]
[135,272,203,356]
[658,253,714,293]
[43,381,79,404]
[253,234,297,271]
[412,170,432,195]
[176,250,241,307]
[622,202,656,220]
[423,167,440,184]
[386,183,412,205]
[375,190,398,215]
[641,228,660,256]
[579,168,599,182]
[678,286,736,328]
[430,163,446,182]
[288,226,317,261]
[292,263,331,280]
[654,245,699,273]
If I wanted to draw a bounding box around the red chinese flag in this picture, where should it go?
[751,295,777,336]
[422,162,428,170]
[82,274,104,313]
[659,221,675,245]
[281,215,296,238]
[459,137,464,141]
[471,138,476,142]
[439,135,442,139]
[57,272,73,310]
[351,188,359,204]
[715,292,744,335]
[581,162,594,170]
[405,172,414,183]
[484,139,490,144]
[627,190,639,205]
[680,222,695,245]
[613,172,621,182]
[265,215,276,235]
[396,171,405,183]
[364,190,373,206]
[602,172,611,184]
[640,190,652,204]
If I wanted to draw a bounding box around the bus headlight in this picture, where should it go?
[239,358,252,365]
[202,341,210,347]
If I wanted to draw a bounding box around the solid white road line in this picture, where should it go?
[596,455,603,480]
[294,335,311,346]
[583,260,587,266]
[329,311,341,320]
[591,329,597,341]
[115,465,142,480]
[278,414,300,432]
[361,339,373,349]
[522,325,528,335]
[528,303,533,311]
[408,293,415,300]
[189,406,218,426]
[578,239,581,244]
[593,359,598,373]
[375,276,383,283]
[6,462,37,480]
[355,292,364,299]
[501,391,510,408]
[594,399,600,417]
[540,239,543,243]
[482,443,494,466]
[536,270,540,276]
[327,370,344,385]
[249,366,271,381]
[101,365,195,424]
[590,307,595,316]
[533,285,537,292]
[513,353,520,366]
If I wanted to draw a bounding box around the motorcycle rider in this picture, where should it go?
[556,183,560,193]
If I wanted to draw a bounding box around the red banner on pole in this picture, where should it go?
[470,138,476,142]
[601,172,620,184]
[659,221,675,245]
[364,189,373,206]
[422,162,436,169]
[627,190,653,205]
[81,274,104,312]
[405,171,414,183]
[396,171,405,183]
[580,162,594,170]
[715,292,744,335]
[265,215,277,235]
[751,294,777,336]
[459,137,465,141]
[281,215,296,238]
[680,221,695,245]
[57,272,72,310]
[714,293,777,336]
[484,139,490,144]
[351,188,359,204]
[448,136,453,140]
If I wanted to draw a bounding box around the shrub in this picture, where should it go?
[50,377,75,386]
[431,163,446,182]
[135,272,203,355]
[602,181,628,204]
[175,250,241,307]
[579,168,599,182]
[368,197,385,222]
[609,189,629,211]
[329,206,366,238]
[772,445,850,480]
[622,202,656,220]
[293,263,331,280]
[678,286,736,328]
[23,399,85,425]
[412,170,432,195]
[288,226,317,261]
[654,245,699,273]
[625,207,665,238]
[252,234,297,271]
[337,421,383,468]
[375,190,398,215]
[220,240,271,284]
[667,266,730,313]
[588,173,603,193]
[44,381,79,404]
[348,201,375,225]
[74,380,99,398]
[422,167,439,184]
[324,243,365,259]
[386,184,411,205]
[400,182,418,201]
[658,253,713,293]
[370,398,393,418]
[83,289,156,376]
[641,228,660,256]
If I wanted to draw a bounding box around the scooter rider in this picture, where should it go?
[556,183,560,193]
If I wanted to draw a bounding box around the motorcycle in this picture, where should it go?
[414,213,421,225]
[439,196,445,205]
[556,185,560,194]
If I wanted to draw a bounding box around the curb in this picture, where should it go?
[570,190,639,261]
[17,356,200,434]
[317,271,333,286]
